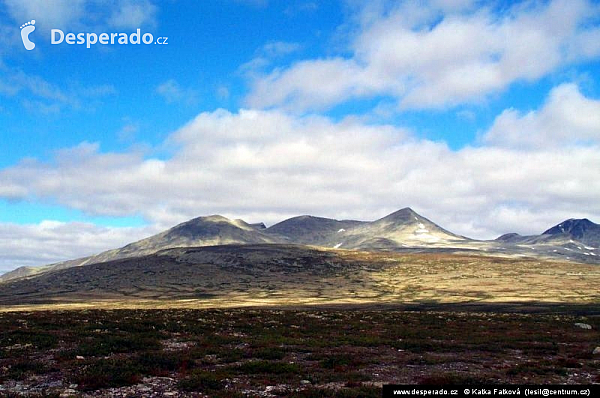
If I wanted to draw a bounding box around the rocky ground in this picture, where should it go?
[0,307,599,397]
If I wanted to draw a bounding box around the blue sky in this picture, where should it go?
[0,0,600,273]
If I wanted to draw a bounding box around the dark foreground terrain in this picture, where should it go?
[0,306,599,397]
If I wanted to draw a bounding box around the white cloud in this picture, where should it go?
[108,0,157,29]
[216,85,230,100]
[483,83,600,148]
[0,65,117,113]
[4,68,70,103]
[0,83,598,253]
[0,221,158,274]
[117,118,140,142]
[262,41,301,58]
[456,109,476,122]
[22,99,62,115]
[155,79,198,105]
[2,0,158,31]
[3,0,86,30]
[245,0,600,111]
[245,58,373,110]
[239,41,301,77]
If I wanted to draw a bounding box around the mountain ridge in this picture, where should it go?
[1,208,599,283]
[542,218,600,247]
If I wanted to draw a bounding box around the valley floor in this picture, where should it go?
[1,251,599,310]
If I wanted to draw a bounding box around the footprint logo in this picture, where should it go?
[20,20,36,50]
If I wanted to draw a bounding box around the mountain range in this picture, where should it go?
[1,207,598,285]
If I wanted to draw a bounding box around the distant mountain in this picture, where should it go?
[2,210,599,284]
[495,233,527,243]
[266,215,366,246]
[338,208,468,250]
[496,218,600,248]
[250,222,267,230]
[266,208,467,250]
[542,219,600,247]
[111,215,281,257]
[0,215,283,283]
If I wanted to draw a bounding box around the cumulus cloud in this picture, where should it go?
[245,0,600,111]
[0,83,599,250]
[483,83,600,148]
[0,221,158,274]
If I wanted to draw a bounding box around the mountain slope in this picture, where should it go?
[542,218,600,247]
[332,208,469,250]
[495,219,600,248]
[266,215,366,246]
[1,244,598,308]
[0,244,349,305]
[0,215,284,283]
[495,233,528,243]
[491,218,600,263]
[265,208,468,250]
[105,215,283,259]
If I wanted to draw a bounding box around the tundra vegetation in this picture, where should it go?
[0,307,598,396]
